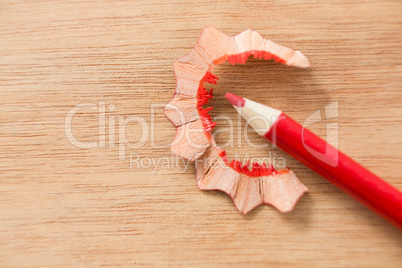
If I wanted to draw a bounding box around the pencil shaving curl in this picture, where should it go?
[164,27,309,214]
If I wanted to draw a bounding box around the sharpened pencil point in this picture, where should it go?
[225,92,245,107]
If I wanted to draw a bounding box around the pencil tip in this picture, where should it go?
[225,92,245,107]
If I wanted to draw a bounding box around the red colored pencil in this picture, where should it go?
[225,92,402,229]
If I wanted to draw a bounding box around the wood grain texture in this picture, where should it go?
[1,0,401,266]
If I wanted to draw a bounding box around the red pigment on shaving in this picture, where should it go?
[197,72,218,133]
[219,151,289,177]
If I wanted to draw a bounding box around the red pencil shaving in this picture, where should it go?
[164,27,311,214]
[226,92,402,229]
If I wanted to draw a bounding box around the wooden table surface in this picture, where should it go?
[1,1,402,267]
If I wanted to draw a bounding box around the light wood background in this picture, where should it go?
[1,0,401,267]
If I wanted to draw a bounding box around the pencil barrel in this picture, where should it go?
[265,113,402,229]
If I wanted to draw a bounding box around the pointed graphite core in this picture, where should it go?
[225,92,246,107]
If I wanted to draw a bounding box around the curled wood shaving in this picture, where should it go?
[164,27,309,214]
